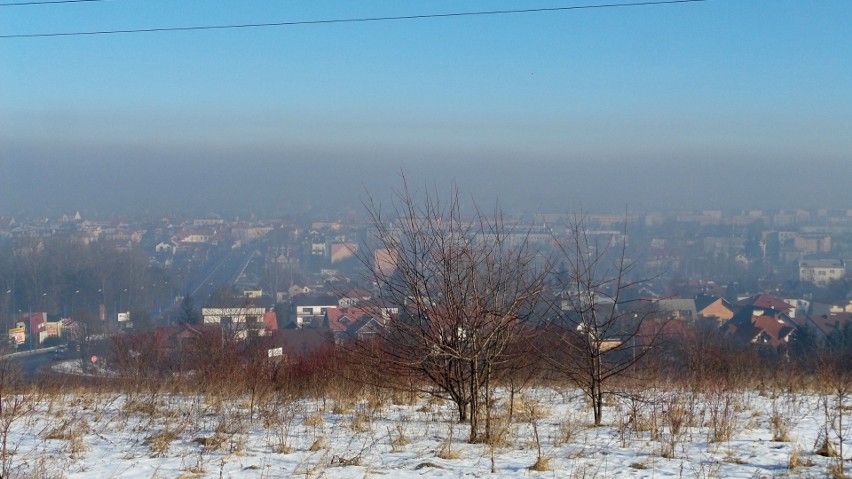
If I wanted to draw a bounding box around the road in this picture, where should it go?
[187,248,255,303]
[4,348,59,381]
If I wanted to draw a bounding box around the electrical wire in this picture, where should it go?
[0,0,713,39]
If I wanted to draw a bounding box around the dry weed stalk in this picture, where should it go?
[348,406,373,433]
[786,444,814,470]
[388,423,409,452]
[43,412,90,457]
[308,436,326,452]
[659,391,695,459]
[263,397,300,454]
[706,388,739,443]
[437,424,460,460]
[529,455,552,471]
[769,392,799,442]
[554,411,582,446]
[817,364,850,479]
[0,359,35,479]
[146,423,185,457]
[525,398,552,472]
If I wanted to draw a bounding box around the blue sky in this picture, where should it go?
[1,0,851,215]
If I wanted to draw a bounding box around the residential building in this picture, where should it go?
[291,293,339,328]
[201,307,275,339]
[799,259,845,286]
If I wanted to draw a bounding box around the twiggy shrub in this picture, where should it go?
[303,413,324,428]
[826,462,845,479]
[45,413,91,457]
[348,407,373,433]
[0,359,33,479]
[146,425,183,457]
[437,425,460,460]
[529,455,551,471]
[769,393,798,442]
[666,397,692,437]
[264,400,299,454]
[525,399,551,472]
[554,412,582,446]
[706,389,738,443]
[484,409,512,449]
[331,453,362,467]
[388,424,409,452]
[814,433,838,458]
[786,445,814,470]
[308,436,326,452]
[770,414,792,442]
[123,397,158,417]
[331,399,355,416]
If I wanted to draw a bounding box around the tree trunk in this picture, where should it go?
[594,390,603,426]
[593,350,603,426]
[456,400,468,423]
[469,358,479,443]
[484,364,492,443]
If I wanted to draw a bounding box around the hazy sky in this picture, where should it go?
[1,0,850,217]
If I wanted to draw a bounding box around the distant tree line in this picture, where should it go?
[0,236,170,332]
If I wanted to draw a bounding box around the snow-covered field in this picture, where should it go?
[2,376,850,478]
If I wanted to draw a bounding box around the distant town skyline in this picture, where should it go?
[1,0,850,216]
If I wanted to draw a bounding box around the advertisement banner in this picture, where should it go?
[45,323,59,337]
[8,327,26,345]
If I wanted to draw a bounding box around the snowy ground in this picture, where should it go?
[2,378,850,478]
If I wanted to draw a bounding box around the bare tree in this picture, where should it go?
[545,214,661,426]
[70,308,107,374]
[356,180,546,443]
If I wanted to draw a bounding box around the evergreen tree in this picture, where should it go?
[178,295,200,325]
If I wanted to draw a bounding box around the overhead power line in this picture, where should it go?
[0,0,712,39]
[0,0,112,6]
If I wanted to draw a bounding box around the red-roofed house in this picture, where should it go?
[723,296,798,350]
[807,313,852,339]
[263,311,279,333]
[737,293,792,312]
[324,306,386,342]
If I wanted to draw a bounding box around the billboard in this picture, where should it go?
[117,312,130,322]
[45,323,60,337]
[8,327,25,345]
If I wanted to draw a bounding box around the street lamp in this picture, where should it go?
[71,290,80,318]
[3,289,11,331]
[120,288,128,312]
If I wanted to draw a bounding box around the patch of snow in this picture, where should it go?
[1,387,849,478]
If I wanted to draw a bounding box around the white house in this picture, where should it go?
[201,307,269,339]
[799,259,846,286]
[291,293,339,328]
